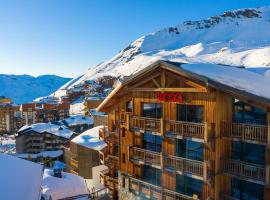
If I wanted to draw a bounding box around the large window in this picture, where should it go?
[232,141,265,165]
[177,104,204,123]
[142,165,162,186]
[143,132,162,152]
[233,100,266,125]
[142,103,162,119]
[176,174,202,198]
[175,139,204,161]
[231,178,264,200]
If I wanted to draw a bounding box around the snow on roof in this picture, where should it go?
[12,150,63,159]
[41,169,88,200]
[63,114,94,126]
[0,153,43,200]
[71,126,107,151]
[180,63,270,101]
[18,123,74,139]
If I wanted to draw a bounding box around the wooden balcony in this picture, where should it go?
[164,155,205,179]
[129,177,193,200]
[165,120,205,140]
[70,157,78,168]
[105,132,118,144]
[100,169,118,190]
[129,147,161,168]
[222,159,266,183]
[221,122,268,144]
[129,116,161,134]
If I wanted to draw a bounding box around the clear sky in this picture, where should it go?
[0,0,269,78]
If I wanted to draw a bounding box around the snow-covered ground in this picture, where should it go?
[49,7,270,100]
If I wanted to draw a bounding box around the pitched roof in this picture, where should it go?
[97,60,270,111]
[0,153,44,200]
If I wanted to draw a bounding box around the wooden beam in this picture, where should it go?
[132,87,207,92]
[166,79,175,88]
[161,70,166,88]
[130,73,160,89]
[152,78,160,88]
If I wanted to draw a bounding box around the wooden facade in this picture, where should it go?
[97,61,270,200]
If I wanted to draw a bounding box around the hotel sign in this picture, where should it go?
[155,92,184,103]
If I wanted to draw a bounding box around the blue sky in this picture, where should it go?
[0,0,269,78]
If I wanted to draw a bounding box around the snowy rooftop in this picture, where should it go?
[12,150,63,159]
[71,126,107,151]
[18,123,74,139]
[41,169,88,200]
[0,153,43,200]
[178,62,270,102]
[62,114,94,126]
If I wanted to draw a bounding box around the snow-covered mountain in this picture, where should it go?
[53,7,270,98]
[0,74,71,104]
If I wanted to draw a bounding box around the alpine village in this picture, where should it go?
[1,3,270,200]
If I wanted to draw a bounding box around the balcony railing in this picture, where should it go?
[120,112,131,126]
[222,159,265,183]
[105,132,119,144]
[221,122,268,144]
[100,169,118,190]
[165,120,205,140]
[70,158,78,168]
[129,116,161,133]
[129,147,161,167]
[164,155,204,178]
[129,177,193,200]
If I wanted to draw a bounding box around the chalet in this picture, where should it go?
[16,123,74,153]
[64,126,107,178]
[97,60,270,200]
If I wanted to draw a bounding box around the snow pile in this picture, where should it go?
[41,169,88,200]
[62,114,93,127]
[0,153,44,200]
[18,123,74,139]
[51,6,270,99]
[71,126,107,150]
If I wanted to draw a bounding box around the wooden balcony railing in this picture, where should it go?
[129,116,161,133]
[165,120,205,140]
[105,131,119,144]
[221,122,268,144]
[164,155,204,178]
[129,147,161,167]
[120,112,131,126]
[222,159,265,183]
[129,177,193,200]
[70,158,78,168]
[100,169,118,190]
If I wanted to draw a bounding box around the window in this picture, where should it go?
[176,174,202,198]
[143,132,162,152]
[142,165,162,186]
[121,177,126,188]
[177,104,204,123]
[175,139,204,161]
[126,100,133,112]
[233,100,266,125]
[232,141,265,165]
[231,178,264,200]
[122,153,126,163]
[142,103,162,119]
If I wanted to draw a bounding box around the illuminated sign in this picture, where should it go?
[155,92,184,103]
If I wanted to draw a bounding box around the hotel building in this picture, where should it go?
[97,60,270,200]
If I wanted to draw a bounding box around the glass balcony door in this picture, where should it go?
[142,103,162,119]
[177,104,204,123]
